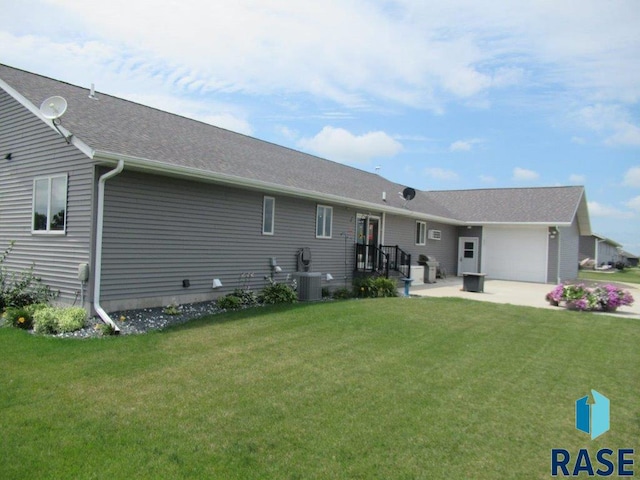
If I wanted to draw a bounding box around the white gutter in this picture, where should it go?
[93,160,125,333]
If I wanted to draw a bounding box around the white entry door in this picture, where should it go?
[458,237,479,275]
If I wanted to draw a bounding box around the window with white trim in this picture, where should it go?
[316,205,333,239]
[262,196,275,235]
[32,174,67,233]
[416,221,427,245]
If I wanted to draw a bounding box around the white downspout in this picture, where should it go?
[94,160,124,333]
[556,226,562,284]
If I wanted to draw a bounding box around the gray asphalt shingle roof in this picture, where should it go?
[1,64,586,225]
[424,186,586,223]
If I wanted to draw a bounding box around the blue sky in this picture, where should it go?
[2,0,639,253]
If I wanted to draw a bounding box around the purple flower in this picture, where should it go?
[546,284,565,302]
[548,282,634,312]
[574,298,589,311]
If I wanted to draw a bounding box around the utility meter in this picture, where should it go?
[78,263,90,282]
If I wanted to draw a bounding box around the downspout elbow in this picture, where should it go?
[94,160,124,333]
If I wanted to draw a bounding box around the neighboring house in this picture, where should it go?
[1,64,592,325]
[579,234,623,266]
[620,250,639,268]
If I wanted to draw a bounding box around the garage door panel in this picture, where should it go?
[482,226,547,282]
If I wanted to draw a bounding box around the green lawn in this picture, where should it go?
[579,266,640,285]
[1,298,638,479]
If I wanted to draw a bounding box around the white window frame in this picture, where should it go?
[416,221,427,245]
[262,196,275,235]
[316,205,333,239]
[32,174,68,234]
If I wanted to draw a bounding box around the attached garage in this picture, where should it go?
[481,225,548,283]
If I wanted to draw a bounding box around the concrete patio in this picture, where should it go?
[406,276,640,319]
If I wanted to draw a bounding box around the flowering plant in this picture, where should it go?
[545,284,565,304]
[545,283,634,312]
[592,284,634,310]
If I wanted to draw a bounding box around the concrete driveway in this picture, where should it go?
[407,277,640,319]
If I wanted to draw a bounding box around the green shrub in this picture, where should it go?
[353,276,398,298]
[24,303,48,316]
[260,282,297,305]
[163,303,181,315]
[32,306,87,334]
[217,294,242,310]
[331,288,352,300]
[33,308,58,334]
[353,276,370,298]
[232,288,259,306]
[56,307,87,333]
[98,322,117,336]
[3,307,33,330]
[0,241,57,310]
[321,287,331,298]
[371,277,398,298]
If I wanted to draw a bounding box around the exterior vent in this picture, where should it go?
[296,272,322,301]
[428,229,442,240]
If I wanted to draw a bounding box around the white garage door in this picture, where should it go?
[482,226,548,283]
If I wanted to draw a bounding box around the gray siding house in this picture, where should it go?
[579,234,623,267]
[1,64,592,324]
[620,251,639,267]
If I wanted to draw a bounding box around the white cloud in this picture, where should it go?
[479,174,497,184]
[588,201,634,219]
[512,167,540,181]
[7,0,636,113]
[449,138,483,152]
[424,167,459,181]
[298,126,402,164]
[605,123,640,146]
[276,125,298,140]
[625,196,640,212]
[569,174,586,184]
[623,166,640,187]
[200,114,254,136]
[121,93,253,135]
[575,104,640,146]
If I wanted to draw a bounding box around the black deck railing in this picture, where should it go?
[354,244,389,277]
[381,245,411,279]
[354,244,411,279]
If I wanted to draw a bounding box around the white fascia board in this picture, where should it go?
[0,78,95,159]
[592,233,620,246]
[95,150,463,225]
[474,221,572,226]
[572,189,592,236]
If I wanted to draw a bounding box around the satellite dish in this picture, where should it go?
[402,187,416,201]
[40,96,68,120]
[39,96,73,144]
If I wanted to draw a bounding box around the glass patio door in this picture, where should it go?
[356,214,380,270]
